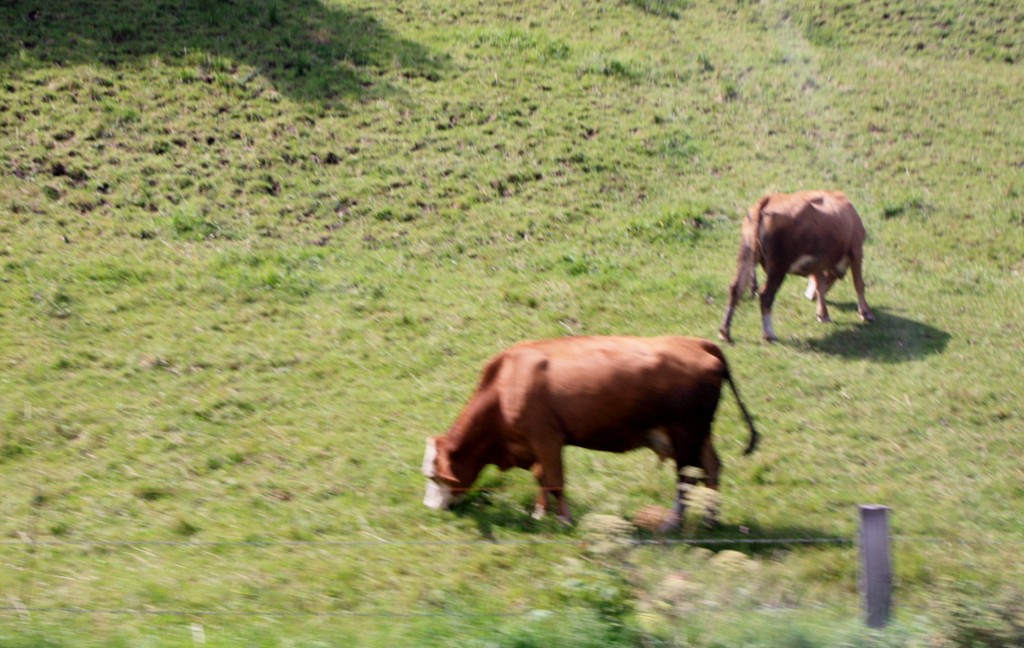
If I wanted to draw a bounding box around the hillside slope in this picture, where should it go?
[1,1,1022,645]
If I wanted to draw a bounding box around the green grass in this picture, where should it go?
[2,0,1023,645]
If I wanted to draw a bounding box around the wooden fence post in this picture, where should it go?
[859,504,892,628]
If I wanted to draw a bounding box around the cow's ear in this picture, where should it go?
[437,464,457,484]
[434,437,458,483]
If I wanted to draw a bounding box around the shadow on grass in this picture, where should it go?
[798,305,951,363]
[455,500,849,557]
[0,0,447,105]
[450,478,578,540]
[449,478,847,556]
[642,520,855,557]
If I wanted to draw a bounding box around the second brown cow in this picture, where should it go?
[719,190,875,343]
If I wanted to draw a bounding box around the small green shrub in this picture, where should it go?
[211,248,325,298]
[77,260,150,286]
[624,0,692,20]
[173,518,201,537]
[626,204,720,245]
[548,558,639,641]
[881,196,929,220]
[171,209,221,240]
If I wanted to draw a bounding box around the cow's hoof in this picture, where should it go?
[556,514,574,526]
[531,505,546,520]
[861,311,875,322]
[718,329,733,344]
[762,335,778,343]
[817,315,832,323]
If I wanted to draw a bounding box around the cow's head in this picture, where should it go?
[422,437,466,510]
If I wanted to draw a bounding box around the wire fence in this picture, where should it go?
[0,536,858,548]
[3,528,1023,622]
[5,531,1024,550]
[0,604,527,619]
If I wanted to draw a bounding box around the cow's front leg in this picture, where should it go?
[530,462,549,520]
[533,450,571,524]
[851,256,874,322]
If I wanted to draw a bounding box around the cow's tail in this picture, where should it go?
[734,195,770,298]
[723,363,759,456]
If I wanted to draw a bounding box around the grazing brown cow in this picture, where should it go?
[422,335,759,527]
[719,190,875,343]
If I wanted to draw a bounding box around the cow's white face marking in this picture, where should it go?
[424,481,463,510]
[422,438,463,510]
[788,254,817,274]
[423,479,450,509]
[422,438,438,478]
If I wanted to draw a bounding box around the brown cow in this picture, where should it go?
[719,190,875,343]
[422,335,759,527]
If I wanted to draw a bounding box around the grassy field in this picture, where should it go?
[1,0,1023,645]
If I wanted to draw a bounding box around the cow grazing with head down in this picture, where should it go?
[719,190,875,343]
[422,335,759,528]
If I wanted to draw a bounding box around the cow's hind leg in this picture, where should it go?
[719,275,747,343]
[663,422,718,531]
[670,436,722,529]
[699,436,722,526]
[719,246,758,343]
[759,271,786,342]
[851,255,874,322]
[812,271,831,322]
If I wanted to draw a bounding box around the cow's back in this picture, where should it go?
[758,190,863,267]
[494,336,725,448]
[505,336,722,388]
